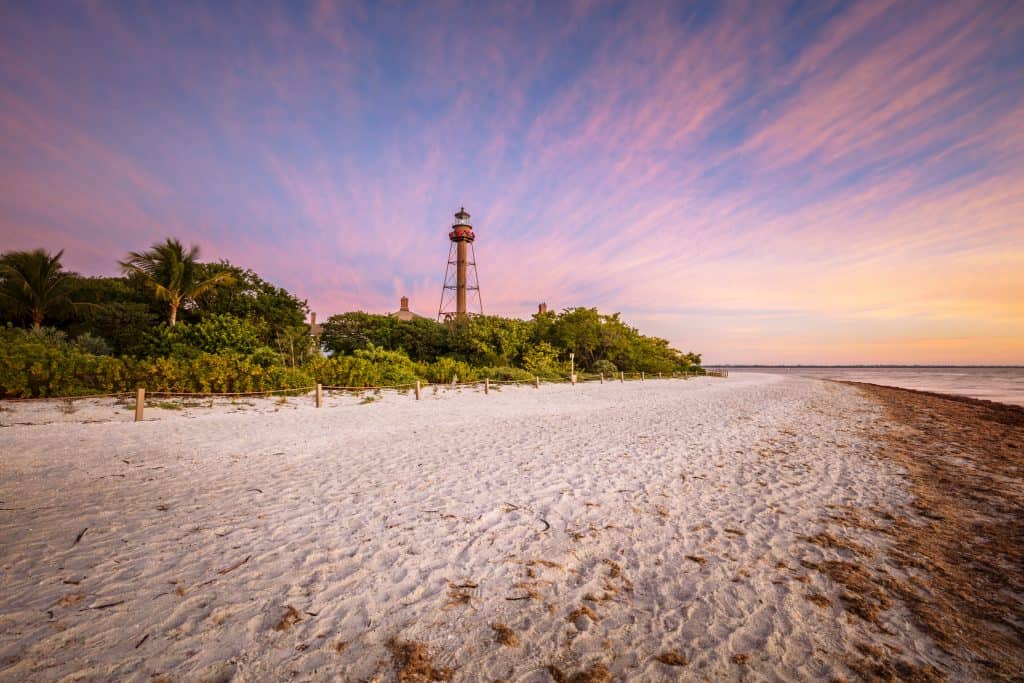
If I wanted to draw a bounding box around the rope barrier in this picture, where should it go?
[0,370,722,403]
[147,386,317,398]
[0,391,134,403]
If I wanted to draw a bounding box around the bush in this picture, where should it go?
[0,327,128,397]
[73,332,112,356]
[591,359,618,376]
[478,366,535,382]
[128,354,312,394]
[307,345,422,387]
[422,357,477,384]
[521,342,563,379]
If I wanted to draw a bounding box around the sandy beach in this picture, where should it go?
[1,374,1021,681]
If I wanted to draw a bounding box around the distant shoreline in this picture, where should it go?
[715,365,1024,369]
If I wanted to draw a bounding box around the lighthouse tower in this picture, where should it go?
[437,206,483,321]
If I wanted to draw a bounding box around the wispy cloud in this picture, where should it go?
[0,0,1021,363]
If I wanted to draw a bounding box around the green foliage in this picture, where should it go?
[0,249,77,329]
[120,238,234,325]
[307,345,422,387]
[1,239,703,396]
[175,314,261,356]
[191,261,308,344]
[477,366,535,382]
[521,341,563,379]
[422,357,477,384]
[0,327,129,397]
[130,354,312,394]
[73,332,112,356]
[321,311,398,356]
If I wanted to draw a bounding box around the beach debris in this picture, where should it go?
[217,555,250,575]
[601,559,622,578]
[155,504,169,511]
[800,559,892,624]
[246,488,263,494]
[198,660,236,683]
[89,600,125,610]
[685,555,707,566]
[57,593,86,608]
[333,640,348,653]
[274,605,301,631]
[654,651,689,666]
[491,623,519,647]
[134,633,149,649]
[723,527,745,536]
[506,581,540,602]
[527,559,563,570]
[539,518,550,532]
[546,662,612,683]
[386,638,453,682]
[805,592,831,608]
[801,531,873,557]
[568,604,598,629]
[732,653,750,665]
[444,582,476,610]
[71,527,88,548]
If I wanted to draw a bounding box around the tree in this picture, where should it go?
[0,249,77,330]
[119,238,233,325]
[190,261,308,343]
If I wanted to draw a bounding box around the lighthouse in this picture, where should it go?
[437,207,483,321]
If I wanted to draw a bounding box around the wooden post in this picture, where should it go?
[315,383,323,408]
[534,376,540,389]
[485,377,490,395]
[415,380,421,400]
[600,373,604,384]
[620,371,624,383]
[641,371,645,382]
[571,373,576,386]
[134,388,145,422]
[658,372,662,380]
[452,374,458,387]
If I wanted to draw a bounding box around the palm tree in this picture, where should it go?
[0,248,76,330]
[120,238,233,326]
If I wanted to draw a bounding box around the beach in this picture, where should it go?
[1,374,1021,681]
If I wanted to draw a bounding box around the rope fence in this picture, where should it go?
[0,369,727,420]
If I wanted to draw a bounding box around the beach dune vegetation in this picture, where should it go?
[0,241,702,398]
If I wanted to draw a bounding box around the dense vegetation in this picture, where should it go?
[0,244,702,398]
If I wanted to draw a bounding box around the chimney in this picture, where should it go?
[538,302,547,314]
[310,312,317,326]
[400,296,409,311]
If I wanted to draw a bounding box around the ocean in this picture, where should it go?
[724,367,1024,407]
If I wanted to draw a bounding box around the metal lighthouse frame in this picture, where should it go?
[437,206,483,321]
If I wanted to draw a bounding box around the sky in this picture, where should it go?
[1,1,1022,364]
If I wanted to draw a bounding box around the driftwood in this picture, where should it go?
[217,555,250,575]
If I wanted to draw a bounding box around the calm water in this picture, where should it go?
[725,367,1024,407]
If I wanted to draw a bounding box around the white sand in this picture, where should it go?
[0,375,946,681]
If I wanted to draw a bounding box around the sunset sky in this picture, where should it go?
[1,1,1022,364]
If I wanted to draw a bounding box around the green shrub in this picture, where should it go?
[307,346,421,387]
[0,327,128,397]
[478,366,534,382]
[591,359,618,376]
[521,342,563,379]
[73,332,112,356]
[422,357,477,384]
[128,354,313,394]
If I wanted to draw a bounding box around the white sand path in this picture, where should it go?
[0,374,945,681]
